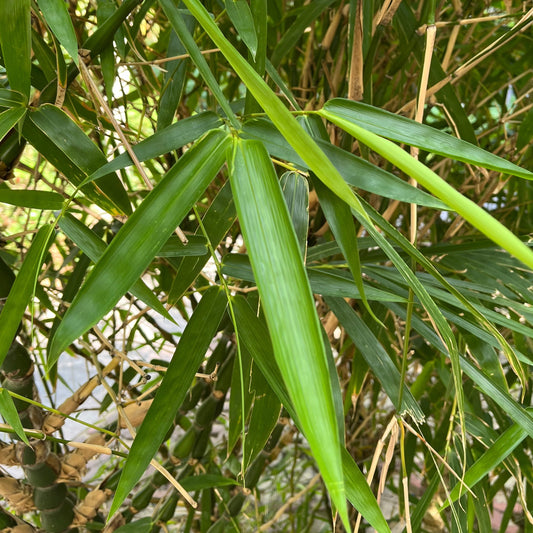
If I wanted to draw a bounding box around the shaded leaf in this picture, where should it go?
[0,188,64,210]
[0,0,31,99]
[225,0,258,59]
[23,105,131,216]
[0,108,26,143]
[109,286,228,518]
[48,129,229,366]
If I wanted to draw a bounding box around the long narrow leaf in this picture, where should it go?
[322,99,533,180]
[57,213,175,323]
[320,109,533,272]
[0,188,64,210]
[37,0,78,62]
[23,105,131,216]
[48,129,229,367]
[88,112,222,182]
[109,286,228,517]
[0,108,26,143]
[0,388,30,445]
[0,0,31,99]
[0,224,55,365]
[232,295,390,533]
[228,138,349,528]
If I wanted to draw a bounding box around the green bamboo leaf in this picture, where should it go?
[326,297,424,422]
[225,0,258,59]
[0,108,26,143]
[313,176,380,324]
[280,171,308,259]
[37,0,78,62]
[57,213,176,323]
[243,365,281,469]
[228,137,349,528]
[231,295,390,532]
[0,0,31,99]
[321,99,533,180]
[0,224,55,366]
[242,118,446,209]
[0,188,64,210]
[159,0,240,129]
[48,129,229,367]
[23,105,131,216]
[444,410,532,506]
[0,89,27,108]
[157,15,195,131]
[460,357,533,440]
[113,517,153,533]
[320,109,533,272]
[228,344,252,455]
[109,286,228,518]
[0,388,30,445]
[88,112,222,182]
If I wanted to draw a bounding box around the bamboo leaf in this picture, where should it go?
[228,137,349,528]
[0,388,30,445]
[57,213,176,323]
[326,296,424,422]
[0,108,26,144]
[159,0,240,129]
[320,108,533,272]
[0,0,31,100]
[0,89,27,108]
[88,112,222,182]
[48,129,229,367]
[0,188,64,210]
[180,0,369,228]
[280,171,308,259]
[221,253,405,303]
[232,295,390,532]
[37,0,78,62]
[445,411,532,506]
[321,99,533,180]
[23,105,131,216]
[169,180,236,303]
[0,224,55,366]
[460,357,533,440]
[109,286,228,518]
[225,0,258,59]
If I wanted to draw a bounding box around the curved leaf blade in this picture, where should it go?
[320,109,533,272]
[109,286,228,518]
[0,0,31,99]
[0,188,64,210]
[0,108,26,143]
[48,129,229,366]
[323,99,533,180]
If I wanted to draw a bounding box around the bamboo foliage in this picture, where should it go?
[1,1,532,531]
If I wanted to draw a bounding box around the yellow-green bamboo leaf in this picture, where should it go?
[320,109,533,272]
[228,137,349,529]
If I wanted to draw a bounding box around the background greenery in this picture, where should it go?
[1,0,532,531]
